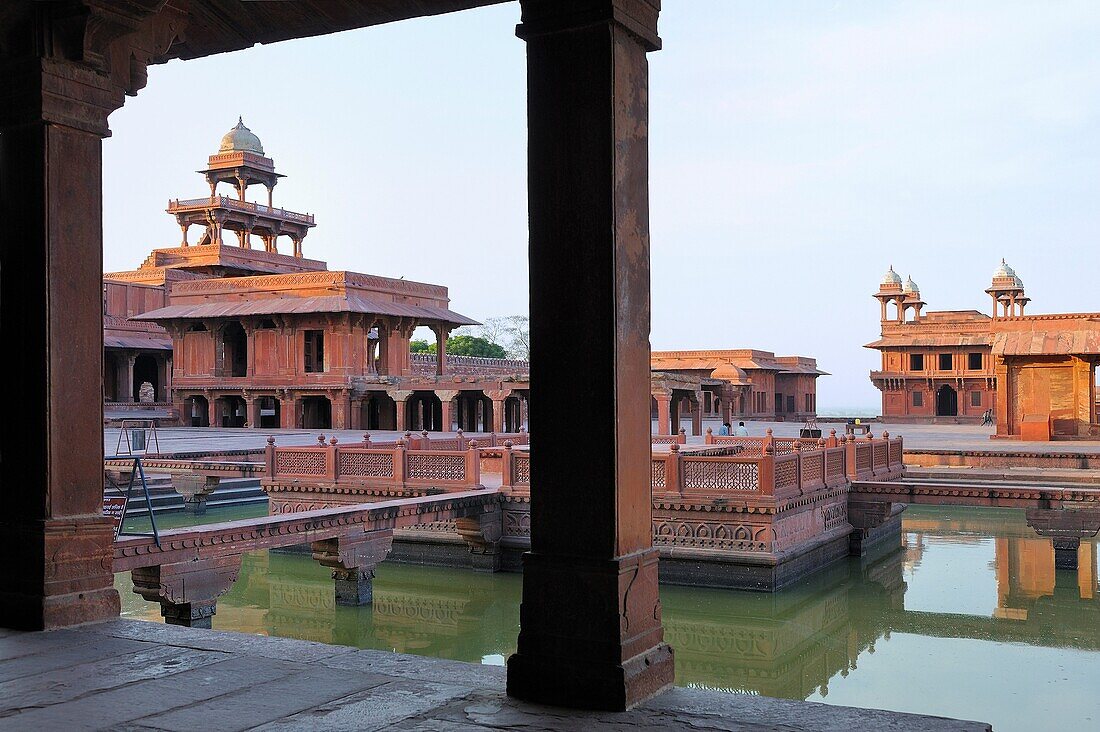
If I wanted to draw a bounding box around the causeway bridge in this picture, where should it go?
[851,476,1100,569]
[113,489,498,627]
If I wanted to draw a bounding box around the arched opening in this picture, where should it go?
[363,392,397,431]
[216,395,248,427]
[104,351,120,401]
[504,395,523,432]
[936,385,958,417]
[222,321,248,377]
[132,354,159,402]
[407,391,443,431]
[185,395,209,427]
[456,391,493,432]
[301,396,332,430]
[257,396,281,428]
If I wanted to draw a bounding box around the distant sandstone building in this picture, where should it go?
[103,121,529,432]
[868,263,1100,439]
[650,350,826,434]
[102,122,823,435]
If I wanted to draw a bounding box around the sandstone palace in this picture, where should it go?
[868,263,1100,439]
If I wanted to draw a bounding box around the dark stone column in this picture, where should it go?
[508,0,673,711]
[1026,508,1100,573]
[0,53,130,629]
[1052,538,1080,571]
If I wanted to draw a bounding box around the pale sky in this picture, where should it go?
[102,1,1100,412]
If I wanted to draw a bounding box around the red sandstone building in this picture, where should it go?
[104,122,529,432]
[868,262,1100,437]
[650,349,825,433]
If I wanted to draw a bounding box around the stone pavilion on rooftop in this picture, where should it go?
[105,121,529,433]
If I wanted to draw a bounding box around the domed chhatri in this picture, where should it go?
[218,117,265,155]
[992,258,1024,288]
[902,276,919,295]
[880,265,902,287]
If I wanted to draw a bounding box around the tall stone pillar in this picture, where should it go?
[438,390,459,433]
[435,326,449,376]
[0,50,134,629]
[125,355,138,403]
[246,395,260,428]
[692,390,704,436]
[508,0,673,711]
[393,391,412,433]
[281,393,298,429]
[350,398,364,430]
[654,392,672,435]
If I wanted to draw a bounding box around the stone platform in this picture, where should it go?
[0,620,990,731]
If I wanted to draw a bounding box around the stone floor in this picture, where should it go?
[0,620,990,731]
[105,419,1100,459]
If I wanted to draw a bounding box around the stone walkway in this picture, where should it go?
[104,420,1100,460]
[0,620,990,731]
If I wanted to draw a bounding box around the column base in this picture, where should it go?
[333,568,374,606]
[0,518,120,630]
[1053,538,1080,571]
[469,550,501,573]
[506,549,674,711]
[162,602,217,628]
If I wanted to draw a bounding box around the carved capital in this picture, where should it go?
[311,530,393,573]
[131,554,242,627]
[517,0,661,51]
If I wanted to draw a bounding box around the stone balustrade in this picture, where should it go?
[265,435,482,494]
[651,429,687,445]
[654,432,903,498]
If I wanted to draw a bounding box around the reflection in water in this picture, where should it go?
[118,505,1100,731]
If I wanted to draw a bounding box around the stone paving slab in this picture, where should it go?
[86,616,358,663]
[0,620,992,731]
[0,643,228,710]
[133,665,396,732]
[0,654,301,731]
[319,646,506,688]
[255,679,479,732]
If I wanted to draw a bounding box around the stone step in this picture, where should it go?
[906,466,1100,486]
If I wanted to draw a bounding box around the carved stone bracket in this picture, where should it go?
[131,554,243,628]
[1025,507,1100,570]
[455,503,503,572]
[311,529,394,605]
[171,473,221,514]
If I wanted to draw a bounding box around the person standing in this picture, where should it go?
[735,421,749,436]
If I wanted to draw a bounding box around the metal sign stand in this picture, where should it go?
[114,419,161,457]
[104,456,160,546]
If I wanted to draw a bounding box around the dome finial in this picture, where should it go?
[219,117,264,155]
[880,265,902,288]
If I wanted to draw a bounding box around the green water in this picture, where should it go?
[117,505,1100,731]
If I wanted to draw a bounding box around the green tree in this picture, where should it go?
[409,339,434,354]
[447,335,507,359]
[477,315,529,360]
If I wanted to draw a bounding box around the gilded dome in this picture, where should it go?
[219,117,264,155]
[880,265,902,287]
[903,276,919,294]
